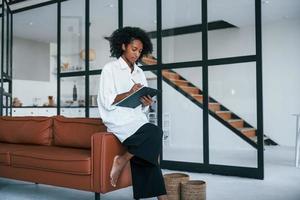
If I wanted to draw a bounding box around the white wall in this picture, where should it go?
[13,52,87,107]
[162,18,300,147]
[13,50,57,106]
[13,79,57,106]
[59,38,115,71]
[13,37,50,81]
[262,18,300,146]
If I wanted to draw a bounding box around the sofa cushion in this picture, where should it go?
[0,142,38,166]
[53,116,106,149]
[0,143,23,165]
[0,117,53,145]
[10,146,91,175]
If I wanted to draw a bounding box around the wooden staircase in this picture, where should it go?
[141,56,277,148]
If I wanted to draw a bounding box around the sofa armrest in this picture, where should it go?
[91,132,132,193]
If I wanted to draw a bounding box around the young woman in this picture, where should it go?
[97,27,168,200]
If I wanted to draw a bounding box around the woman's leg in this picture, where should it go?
[130,157,166,199]
[110,151,133,187]
[118,123,167,198]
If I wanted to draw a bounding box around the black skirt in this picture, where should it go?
[123,123,167,199]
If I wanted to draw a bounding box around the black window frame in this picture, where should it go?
[5,0,264,179]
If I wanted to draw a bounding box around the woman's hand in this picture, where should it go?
[113,83,143,104]
[129,83,143,94]
[141,95,153,107]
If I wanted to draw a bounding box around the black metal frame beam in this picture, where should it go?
[1,0,13,116]
[56,0,60,115]
[118,0,122,29]
[8,0,28,4]
[12,0,59,13]
[140,55,256,71]
[156,0,163,165]
[0,0,4,116]
[9,11,12,115]
[11,0,69,13]
[148,20,236,39]
[85,0,89,117]
[202,0,209,167]
[161,160,260,178]
[255,0,264,179]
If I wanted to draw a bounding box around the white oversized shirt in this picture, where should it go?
[97,57,149,142]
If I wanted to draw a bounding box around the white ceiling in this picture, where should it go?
[10,0,300,43]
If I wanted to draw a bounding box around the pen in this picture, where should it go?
[131,78,143,88]
[131,79,137,84]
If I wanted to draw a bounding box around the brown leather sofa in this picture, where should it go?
[0,116,131,200]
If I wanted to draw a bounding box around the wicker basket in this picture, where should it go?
[163,173,190,200]
[181,180,206,200]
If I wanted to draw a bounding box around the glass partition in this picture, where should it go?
[144,70,158,125]
[60,75,85,117]
[123,0,156,33]
[7,9,12,77]
[13,4,57,107]
[1,0,13,116]
[208,62,257,167]
[90,0,118,70]
[3,1,7,74]
[124,0,157,65]
[0,4,2,78]
[162,67,203,163]
[89,74,100,117]
[208,0,255,59]
[162,0,202,63]
[7,0,262,178]
[61,0,85,73]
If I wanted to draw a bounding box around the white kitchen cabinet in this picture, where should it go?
[12,108,57,116]
[10,108,101,118]
[60,108,85,117]
[38,108,57,116]
[12,108,39,116]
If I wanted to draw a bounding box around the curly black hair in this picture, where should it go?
[105,27,153,59]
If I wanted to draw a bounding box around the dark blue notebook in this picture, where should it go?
[114,86,159,108]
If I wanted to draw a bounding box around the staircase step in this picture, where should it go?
[215,111,232,120]
[191,94,203,102]
[141,56,157,65]
[237,128,256,138]
[179,86,200,94]
[209,103,221,112]
[162,71,180,79]
[250,136,268,143]
[170,79,189,86]
[227,119,244,128]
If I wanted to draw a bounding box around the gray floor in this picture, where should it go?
[1,146,300,200]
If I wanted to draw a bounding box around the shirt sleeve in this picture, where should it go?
[98,66,117,111]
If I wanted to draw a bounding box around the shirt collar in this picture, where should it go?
[118,57,139,74]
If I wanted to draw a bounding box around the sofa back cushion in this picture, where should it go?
[53,116,106,149]
[0,117,53,145]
